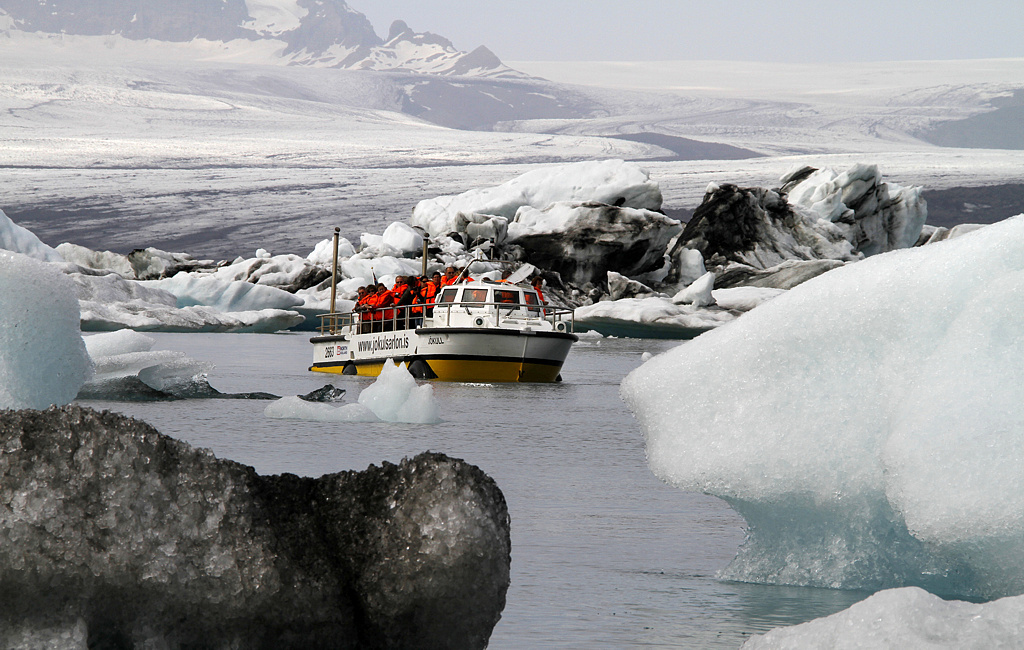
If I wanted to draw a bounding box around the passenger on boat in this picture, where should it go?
[371,283,395,332]
[354,286,374,333]
[532,276,547,314]
[394,275,422,329]
[441,266,459,286]
[419,275,439,317]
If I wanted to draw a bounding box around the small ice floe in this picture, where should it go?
[265,359,441,424]
[641,352,654,363]
[742,587,1024,649]
[79,330,278,401]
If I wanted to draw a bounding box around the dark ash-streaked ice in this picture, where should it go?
[0,406,510,649]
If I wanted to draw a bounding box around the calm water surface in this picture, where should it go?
[78,332,868,648]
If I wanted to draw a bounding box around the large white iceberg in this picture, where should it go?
[411,159,663,238]
[0,251,92,409]
[786,163,927,256]
[622,215,1024,597]
[742,587,1024,649]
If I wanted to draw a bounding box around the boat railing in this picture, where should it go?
[317,301,574,335]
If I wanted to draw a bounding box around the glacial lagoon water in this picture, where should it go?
[77,331,871,648]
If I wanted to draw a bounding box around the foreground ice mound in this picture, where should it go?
[0,406,510,648]
[0,251,92,409]
[265,360,442,424]
[622,216,1024,597]
[411,159,663,237]
[742,587,1024,649]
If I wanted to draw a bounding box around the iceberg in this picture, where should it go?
[622,216,1024,597]
[0,208,63,263]
[507,201,681,286]
[575,296,737,339]
[411,159,663,238]
[0,250,92,409]
[742,587,1024,649]
[265,359,442,424]
[0,406,509,648]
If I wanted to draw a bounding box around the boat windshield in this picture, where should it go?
[439,288,458,303]
[462,288,488,304]
[523,291,540,313]
[494,289,520,306]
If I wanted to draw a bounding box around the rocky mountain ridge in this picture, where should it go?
[0,0,522,78]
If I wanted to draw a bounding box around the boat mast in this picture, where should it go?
[330,227,340,316]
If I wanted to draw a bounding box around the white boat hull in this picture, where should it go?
[310,326,577,382]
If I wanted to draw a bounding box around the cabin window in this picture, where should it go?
[494,289,520,306]
[462,288,488,304]
[439,288,458,304]
[523,291,540,313]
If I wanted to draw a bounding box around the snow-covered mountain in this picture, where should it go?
[0,0,522,77]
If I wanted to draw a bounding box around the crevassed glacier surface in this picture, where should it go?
[621,215,1024,598]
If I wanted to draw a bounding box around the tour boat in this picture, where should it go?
[310,280,578,382]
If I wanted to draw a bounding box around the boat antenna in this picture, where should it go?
[329,227,340,315]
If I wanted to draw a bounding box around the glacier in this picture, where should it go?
[621,215,1024,598]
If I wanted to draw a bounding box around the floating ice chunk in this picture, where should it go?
[265,360,442,424]
[742,587,1024,649]
[142,274,303,312]
[381,222,424,256]
[622,216,1024,597]
[57,242,135,277]
[671,271,715,307]
[641,352,654,362]
[306,236,356,266]
[711,287,786,311]
[264,396,378,422]
[575,296,735,339]
[411,159,663,237]
[358,360,442,423]
[0,250,92,409]
[0,209,63,262]
[83,329,156,359]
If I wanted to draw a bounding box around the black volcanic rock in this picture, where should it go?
[0,406,510,649]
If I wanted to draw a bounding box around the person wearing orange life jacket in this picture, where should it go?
[440,266,459,287]
[531,276,548,315]
[370,283,395,332]
[393,275,420,329]
[417,275,438,318]
[354,286,373,333]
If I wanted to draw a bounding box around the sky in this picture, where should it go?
[357,0,1024,63]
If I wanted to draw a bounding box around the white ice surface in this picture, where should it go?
[411,160,664,238]
[671,272,715,307]
[0,251,92,409]
[265,360,441,424]
[142,274,303,312]
[83,330,213,394]
[0,208,62,263]
[742,587,1024,649]
[574,296,736,339]
[621,215,1024,596]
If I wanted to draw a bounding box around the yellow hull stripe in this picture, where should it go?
[311,359,561,383]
